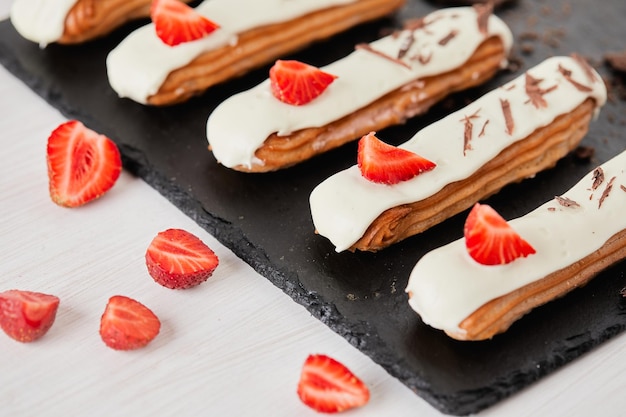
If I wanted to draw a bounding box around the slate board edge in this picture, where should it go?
[1,21,624,417]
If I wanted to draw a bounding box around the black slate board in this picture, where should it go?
[2,0,626,414]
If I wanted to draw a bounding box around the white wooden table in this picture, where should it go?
[1,3,625,416]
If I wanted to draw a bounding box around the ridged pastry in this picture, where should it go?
[106,0,406,105]
[10,0,191,46]
[406,149,626,340]
[309,56,607,252]
[207,5,513,172]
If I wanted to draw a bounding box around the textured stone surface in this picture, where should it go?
[1,1,625,414]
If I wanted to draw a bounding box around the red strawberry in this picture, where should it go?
[297,354,370,414]
[99,295,161,350]
[464,203,536,265]
[151,0,220,47]
[145,228,219,289]
[47,120,122,208]
[357,132,436,185]
[269,60,337,106]
[0,290,60,343]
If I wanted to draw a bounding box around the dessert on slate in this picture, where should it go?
[406,150,626,341]
[309,55,607,252]
[9,0,192,46]
[106,0,405,105]
[207,5,513,172]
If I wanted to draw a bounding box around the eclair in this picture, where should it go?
[207,5,513,172]
[406,150,626,341]
[106,0,406,106]
[9,0,192,46]
[309,56,607,252]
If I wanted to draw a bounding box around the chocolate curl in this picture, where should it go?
[438,30,458,46]
[356,43,411,69]
[500,98,514,135]
[460,108,481,155]
[571,53,599,83]
[555,195,580,208]
[598,176,616,209]
[558,64,593,92]
[473,1,494,34]
[525,73,557,108]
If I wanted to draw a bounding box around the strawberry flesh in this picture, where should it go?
[0,290,60,343]
[464,203,536,265]
[357,132,436,184]
[47,120,121,208]
[99,295,161,350]
[145,228,219,289]
[151,0,220,47]
[269,60,337,106]
[297,354,370,414]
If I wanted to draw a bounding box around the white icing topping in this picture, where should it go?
[309,56,607,252]
[106,0,361,104]
[406,150,626,336]
[207,7,513,169]
[10,0,78,47]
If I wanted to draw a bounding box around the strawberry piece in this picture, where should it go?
[464,203,536,265]
[269,60,337,106]
[357,132,436,185]
[151,0,220,47]
[0,290,60,343]
[46,120,121,208]
[99,295,160,350]
[297,354,370,414]
[145,228,219,289]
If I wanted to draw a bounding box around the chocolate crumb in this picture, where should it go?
[412,51,433,65]
[591,167,605,191]
[555,195,580,208]
[500,98,514,135]
[574,145,595,162]
[478,119,489,137]
[558,64,593,92]
[604,50,626,73]
[439,30,459,46]
[473,2,493,34]
[525,73,557,108]
[356,43,412,69]
[598,176,616,209]
[520,43,535,56]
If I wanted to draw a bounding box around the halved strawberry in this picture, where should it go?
[269,60,337,106]
[297,354,370,414]
[145,228,219,289]
[357,132,436,185]
[46,120,121,208]
[464,203,536,265]
[99,295,161,350]
[151,0,220,47]
[0,290,60,343]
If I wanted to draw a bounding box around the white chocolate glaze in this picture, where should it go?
[207,7,513,169]
[106,0,360,104]
[10,0,77,47]
[309,56,607,252]
[406,150,626,336]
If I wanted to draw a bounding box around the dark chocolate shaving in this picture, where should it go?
[473,2,493,34]
[571,53,599,83]
[500,98,514,135]
[558,64,593,92]
[412,51,433,65]
[478,119,489,137]
[460,108,481,155]
[525,73,558,108]
[555,195,580,208]
[355,44,411,69]
[438,30,459,46]
[397,32,415,59]
[598,176,616,208]
[591,167,605,191]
